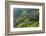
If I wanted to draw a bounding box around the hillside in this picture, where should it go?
[13,8,39,28]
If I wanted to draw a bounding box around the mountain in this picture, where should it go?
[13,8,39,28]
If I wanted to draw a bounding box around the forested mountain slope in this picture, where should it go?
[13,8,39,28]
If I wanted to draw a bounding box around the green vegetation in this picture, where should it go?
[13,9,39,28]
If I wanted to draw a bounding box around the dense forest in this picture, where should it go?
[13,8,39,28]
